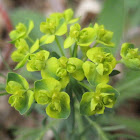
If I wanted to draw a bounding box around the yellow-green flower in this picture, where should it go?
[9,20,34,42]
[120,43,140,70]
[34,77,70,119]
[41,56,84,88]
[64,24,96,49]
[6,73,34,114]
[83,47,116,85]
[40,16,67,45]
[80,83,119,116]
[12,39,39,70]
[93,23,114,47]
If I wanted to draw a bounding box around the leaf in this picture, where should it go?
[55,18,67,36]
[115,70,140,105]
[64,36,75,49]
[40,34,55,45]
[98,0,125,54]
[109,70,120,76]
[14,54,30,70]
[68,57,84,81]
[46,92,70,119]
[114,116,140,136]
[7,72,29,90]
[30,39,39,53]
[80,92,95,116]
[8,90,34,115]
[83,61,109,85]
[0,92,8,96]
[27,20,34,35]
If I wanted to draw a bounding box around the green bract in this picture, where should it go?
[120,43,140,70]
[34,78,70,119]
[83,47,116,85]
[80,83,119,116]
[9,20,34,42]
[64,23,96,48]
[12,39,39,70]
[63,9,79,24]
[40,16,67,45]
[41,56,84,88]
[27,50,50,71]
[6,73,34,114]
[93,23,114,47]
[50,9,79,24]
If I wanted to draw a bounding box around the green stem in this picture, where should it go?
[73,43,78,57]
[69,47,72,57]
[78,81,93,92]
[0,92,8,96]
[117,59,122,64]
[27,36,34,43]
[92,42,98,48]
[102,125,126,131]
[55,37,65,56]
[85,116,109,140]
[66,83,75,140]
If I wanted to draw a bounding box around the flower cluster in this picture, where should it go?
[6,9,139,119]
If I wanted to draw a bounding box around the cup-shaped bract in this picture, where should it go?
[80,83,119,116]
[6,73,34,115]
[40,17,67,45]
[34,78,61,105]
[64,23,81,48]
[27,50,50,71]
[46,91,70,119]
[87,47,116,75]
[9,20,34,42]
[77,27,96,47]
[11,39,29,62]
[121,43,140,70]
[63,9,79,24]
[82,61,109,85]
[34,78,70,119]
[41,56,84,88]
[93,23,114,47]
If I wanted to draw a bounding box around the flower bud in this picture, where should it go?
[67,64,76,73]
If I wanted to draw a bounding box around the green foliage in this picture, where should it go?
[35,78,70,118]
[98,0,125,54]
[80,84,119,116]
[6,73,34,114]
[120,43,140,70]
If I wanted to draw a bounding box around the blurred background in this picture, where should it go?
[0,0,140,140]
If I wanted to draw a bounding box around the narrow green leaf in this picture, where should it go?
[0,92,8,96]
[30,39,39,53]
[98,0,125,54]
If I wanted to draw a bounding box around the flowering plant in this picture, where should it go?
[6,9,140,120]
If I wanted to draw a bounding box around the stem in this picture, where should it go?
[69,47,72,57]
[0,92,8,96]
[73,43,78,57]
[102,125,126,131]
[55,37,65,56]
[66,83,75,140]
[78,81,93,92]
[117,59,122,64]
[92,42,98,48]
[27,36,34,43]
[85,116,109,140]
